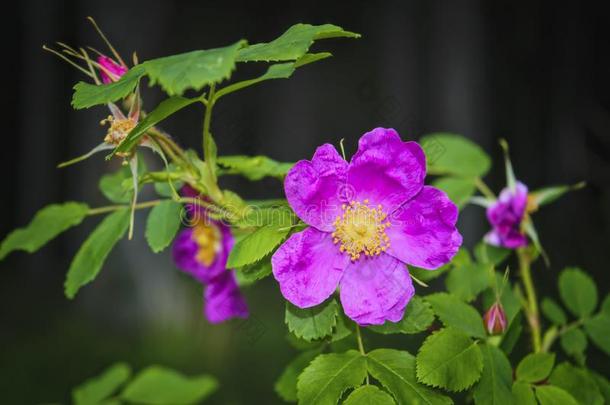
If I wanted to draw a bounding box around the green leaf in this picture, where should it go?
[226,224,290,268]
[444,262,490,302]
[343,385,396,405]
[72,65,146,109]
[601,294,610,315]
[529,182,585,207]
[0,202,89,260]
[541,297,567,326]
[534,385,579,405]
[72,363,131,405]
[409,249,471,283]
[64,209,130,299]
[473,344,514,405]
[474,242,511,266]
[591,372,610,404]
[583,313,610,355]
[145,201,182,253]
[500,312,523,355]
[560,328,587,360]
[515,353,555,383]
[368,296,435,335]
[217,155,293,181]
[296,350,367,405]
[275,349,322,402]
[121,366,217,405]
[235,259,273,284]
[99,167,133,203]
[285,299,338,341]
[237,23,359,62]
[111,96,200,157]
[420,133,491,177]
[367,349,452,405]
[432,177,476,209]
[558,267,598,317]
[512,382,536,405]
[143,40,247,96]
[416,328,483,392]
[549,363,604,405]
[425,293,487,338]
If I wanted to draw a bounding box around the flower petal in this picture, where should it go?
[285,144,348,231]
[386,186,462,269]
[347,128,425,212]
[272,227,349,308]
[204,271,249,323]
[485,181,528,249]
[339,253,414,325]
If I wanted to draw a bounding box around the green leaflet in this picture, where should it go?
[237,23,359,62]
[415,328,483,392]
[541,297,567,326]
[145,200,182,253]
[214,61,300,99]
[425,293,487,338]
[64,209,130,299]
[584,312,610,355]
[235,259,273,285]
[368,296,435,335]
[534,385,579,405]
[473,344,514,405]
[285,299,338,341]
[72,363,131,405]
[296,350,367,405]
[515,353,555,383]
[367,349,452,405]
[432,176,476,209]
[226,224,290,268]
[549,363,604,405]
[275,348,323,402]
[120,366,218,404]
[216,155,294,181]
[558,267,598,317]
[512,382,536,405]
[72,65,146,109]
[444,262,490,302]
[0,202,89,260]
[99,167,134,203]
[420,133,491,178]
[343,385,396,405]
[560,328,587,362]
[473,242,510,266]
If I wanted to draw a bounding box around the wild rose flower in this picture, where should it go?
[272,128,462,325]
[97,55,128,83]
[173,185,249,323]
[484,301,507,335]
[484,182,528,249]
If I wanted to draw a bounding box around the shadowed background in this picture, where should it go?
[2,0,610,403]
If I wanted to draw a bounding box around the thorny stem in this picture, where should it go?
[355,324,369,385]
[517,247,542,352]
[474,177,496,200]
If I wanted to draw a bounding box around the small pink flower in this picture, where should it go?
[97,55,128,84]
[484,302,507,335]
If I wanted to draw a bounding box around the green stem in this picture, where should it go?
[541,319,584,352]
[474,177,496,200]
[87,199,162,216]
[355,324,369,385]
[202,84,216,173]
[517,248,542,352]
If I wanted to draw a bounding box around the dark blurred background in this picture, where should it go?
[2,1,610,404]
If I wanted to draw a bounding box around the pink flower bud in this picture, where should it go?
[97,55,128,84]
[484,302,507,335]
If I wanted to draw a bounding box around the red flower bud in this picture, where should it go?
[484,302,507,335]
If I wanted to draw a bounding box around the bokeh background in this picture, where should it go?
[2,1,610,403]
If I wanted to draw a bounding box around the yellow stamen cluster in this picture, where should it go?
[332,199,391,261]
[101,115,136,146]
[192,222,222,266]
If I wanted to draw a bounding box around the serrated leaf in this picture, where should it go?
[445,263,490,302]
[559,267,598,317]
[432,177,476,209]
[296,350,367,405]
[515,353,555,383]
[416,328,483,392]
[275,348,323,402]
[235,259,272,284]
[420,133,491,177]
[425,293,486,338]
[64,209,130,299]
[583,313,610,355]
[226,224,290,268]
[121,366,217,404]
[99,167,133,203]
[237,23,359,62]
[72,65,146,109]
[0,202,89,260]
[560,328,587,361]
[473,344,514,405]
[217,155,293,181]
[549,363,604,405]
[145,201,182,253]
[367,348,452,405]
[72,363,131,405]
[343,385,396,405]
[368,297,435,335]
[285,299,338,341]
[534,385,579,405]
[541,297,567,325]
[512,382,536,405]
[474,242,511,266]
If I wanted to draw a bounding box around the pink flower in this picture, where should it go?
[484,302,507,335]
[97,55,128,84]
[485,182,528,249]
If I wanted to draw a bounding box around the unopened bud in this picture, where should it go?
[484,302,507,335]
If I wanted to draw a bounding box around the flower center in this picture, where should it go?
[332,200,391,261]
[101,115,136,146]
[192,222,222,266]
